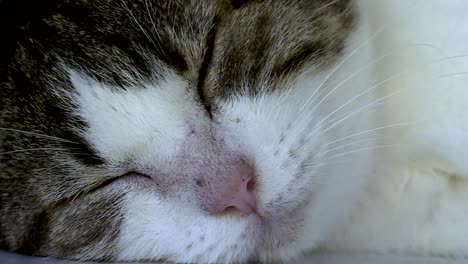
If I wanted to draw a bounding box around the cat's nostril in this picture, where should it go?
[246,177,255,192]
[220,174,257,215]
[198,161,258,216]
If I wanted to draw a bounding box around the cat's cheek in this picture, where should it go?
[61,69,196,164]
[216,93,326,216]
[114,190,258,263]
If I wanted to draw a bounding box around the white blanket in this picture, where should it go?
[324,0,468,257]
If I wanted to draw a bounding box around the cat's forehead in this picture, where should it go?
[38,0,355,90]
[37,0,221,85]
[206,0,356,100]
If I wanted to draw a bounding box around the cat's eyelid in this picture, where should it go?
[120,171,152,179]
[273,43,327,75]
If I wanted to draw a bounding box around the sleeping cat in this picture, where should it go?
[1,0,468,263]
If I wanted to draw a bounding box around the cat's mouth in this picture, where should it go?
[225,204,308,263]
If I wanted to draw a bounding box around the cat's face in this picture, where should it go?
[0,0,375,262]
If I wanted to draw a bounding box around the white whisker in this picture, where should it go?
[305,43,442,125]
[293,51,468,131]
[439,71,468,78]
[303,52,468,138]
[291,44,427,128]
[36,161,76,177]
[0,148,77,156]
[121,0,159,51]
[322,90,398,133]
[0,128,78,144]
[144,0,164,52]
[20,160,77,203]
[319,144,403,163]
[325,122,416,147]
[316,137,378,157]
[298,24,388,115]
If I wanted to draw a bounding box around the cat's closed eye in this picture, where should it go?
[273,42,329,75]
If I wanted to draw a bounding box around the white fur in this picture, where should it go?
[66,71,197,165]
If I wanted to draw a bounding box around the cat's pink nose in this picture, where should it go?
[195,161,258,216]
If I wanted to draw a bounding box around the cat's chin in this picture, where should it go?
[217,202,319,263]
[116,187,317,264]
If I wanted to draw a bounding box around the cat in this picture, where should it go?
[1,0,468,263]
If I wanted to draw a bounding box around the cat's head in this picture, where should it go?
[0,0,375,262]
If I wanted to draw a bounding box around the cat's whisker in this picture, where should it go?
[297,24,388,115]
[306,160,353,169]
[316,137,378,157]
[322,90,399,133]
[296,49,387,121]
[312,0,343,14]
[439,71,468,78]
[0,148,80,156]
[296,89,397,151]
[303,50,424,120]
[271,59,329,108]
[270,1,372,111]
[144,0,164,52]
[35,161,76,177]
[20,160,77,207]
[317,143,403,164]
[295,52,468,137]
[0,128,79,144]
[316,53,468,132]
[307,154,395,171]
[121,0,159,52]
[324,122,416,148]
[290,45,403,127]
[300,44,440,122]
[294,50,468,131]
[439,53,468,62]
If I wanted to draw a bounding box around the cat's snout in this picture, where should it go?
[195,160,258,216]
